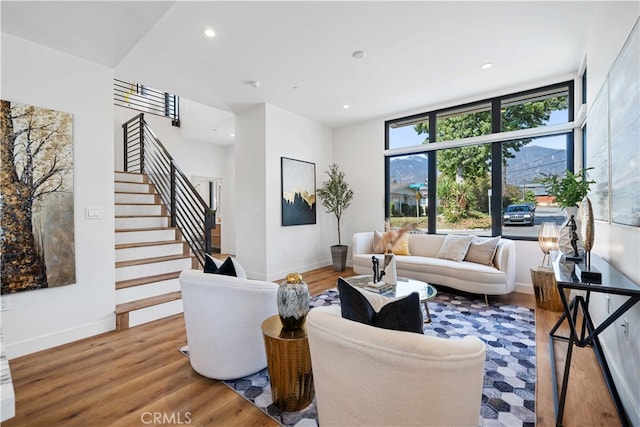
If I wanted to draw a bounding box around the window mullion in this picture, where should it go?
[427,114,437,233]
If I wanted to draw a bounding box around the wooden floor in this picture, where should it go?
[4,266,621,427]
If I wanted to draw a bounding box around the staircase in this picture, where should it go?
[114,171,194,330]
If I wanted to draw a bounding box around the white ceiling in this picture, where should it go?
[2,1,606,143]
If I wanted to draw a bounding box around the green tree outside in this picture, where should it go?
[412,97,567,223]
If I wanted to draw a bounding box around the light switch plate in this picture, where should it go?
[85,206,102,219]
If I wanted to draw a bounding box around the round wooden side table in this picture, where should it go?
[261,315,314,411]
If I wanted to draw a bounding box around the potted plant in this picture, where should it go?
[540,167,595,213]
[317,163,354,271]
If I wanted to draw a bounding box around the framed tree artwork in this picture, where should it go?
[281,157,316,226]
[1,100,76,294]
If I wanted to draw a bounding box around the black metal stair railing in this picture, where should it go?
[114,79,180,127]
[122,113,214,267]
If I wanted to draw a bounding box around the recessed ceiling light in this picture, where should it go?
[481,63,493,70]
[230,133,235,137]
[352,50,366,59]
[342,104,350,109]
[204,28,216,38]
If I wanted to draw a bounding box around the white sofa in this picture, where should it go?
[306,305,486,426]
[179,269,279,380]
[352,232,516,296]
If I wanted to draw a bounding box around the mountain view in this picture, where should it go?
[504,145,566,185]
[389,145,566,186]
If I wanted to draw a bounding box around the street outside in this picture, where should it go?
[404,206,567,238]
[503,206,566,237]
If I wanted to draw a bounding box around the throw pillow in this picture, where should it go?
[372,230,411,255]
[203,255,237,277]
[436,234,474,262]
[337,278,423,334]
[464,236,501,266]
[204,254,247,278]
[391,233,411,255]
[372,230,385,254]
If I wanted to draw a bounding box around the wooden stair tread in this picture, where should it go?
[115,214,169,218]
[115,202,161,206]
[114,190,155,195]
[116,291,182,314]
[116,271,182,289]
[114,179,150,184]
[116,254,193,268]
[116,240,184,249]
[115,226,178,233]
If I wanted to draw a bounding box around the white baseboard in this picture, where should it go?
[5,317,114,359]
[266,258,332,282]
[514,282,534,294]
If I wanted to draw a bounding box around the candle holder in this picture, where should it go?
[538,222,559,268]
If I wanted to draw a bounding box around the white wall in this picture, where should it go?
[264,104,333,280]
[222,144,236,255]
[585,5,639,424]
[1,34,116,358]
[235,104,333,281]
[235,105,268,278]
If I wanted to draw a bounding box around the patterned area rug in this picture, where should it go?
[181,288,536,427]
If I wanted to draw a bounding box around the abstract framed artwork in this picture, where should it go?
[608,19,639,227]
[586,84,610,222]
[281,157,316,226]
[1,100,76,294]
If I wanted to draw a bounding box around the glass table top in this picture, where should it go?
[343,275,437,301]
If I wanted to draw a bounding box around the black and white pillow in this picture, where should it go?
[203,254,247,278]
[337,278,423,334]
[204,255,237,276]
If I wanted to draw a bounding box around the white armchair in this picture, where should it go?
[179,269,279,380]
[306,305,486,427]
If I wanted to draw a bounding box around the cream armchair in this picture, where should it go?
[306,305,486,427]
[179,269,279,380]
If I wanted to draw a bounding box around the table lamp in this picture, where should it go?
[538,222,559,267]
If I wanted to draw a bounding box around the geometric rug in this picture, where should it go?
[426,291,536,427]
[182,287,536,427]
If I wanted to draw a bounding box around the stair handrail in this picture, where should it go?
[122,113,213,267]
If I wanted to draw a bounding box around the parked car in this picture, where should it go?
[503,204,535,226]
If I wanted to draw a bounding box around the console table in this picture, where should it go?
[550,254,640,427]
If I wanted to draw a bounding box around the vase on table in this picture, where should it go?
[383,253,397,285]
[277,273,310,330]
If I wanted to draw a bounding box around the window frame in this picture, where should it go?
[385,81,575,240]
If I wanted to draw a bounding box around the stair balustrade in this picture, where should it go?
[122,113,214,267]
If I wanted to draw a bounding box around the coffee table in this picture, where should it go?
[345,275,437,323]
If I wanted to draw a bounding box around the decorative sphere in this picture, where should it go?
[286,272,303,284]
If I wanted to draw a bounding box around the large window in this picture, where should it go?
[436,103,492,142]
[388,115,429,150]
[385,81,574,239]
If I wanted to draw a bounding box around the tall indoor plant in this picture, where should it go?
[317,163,354,271]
